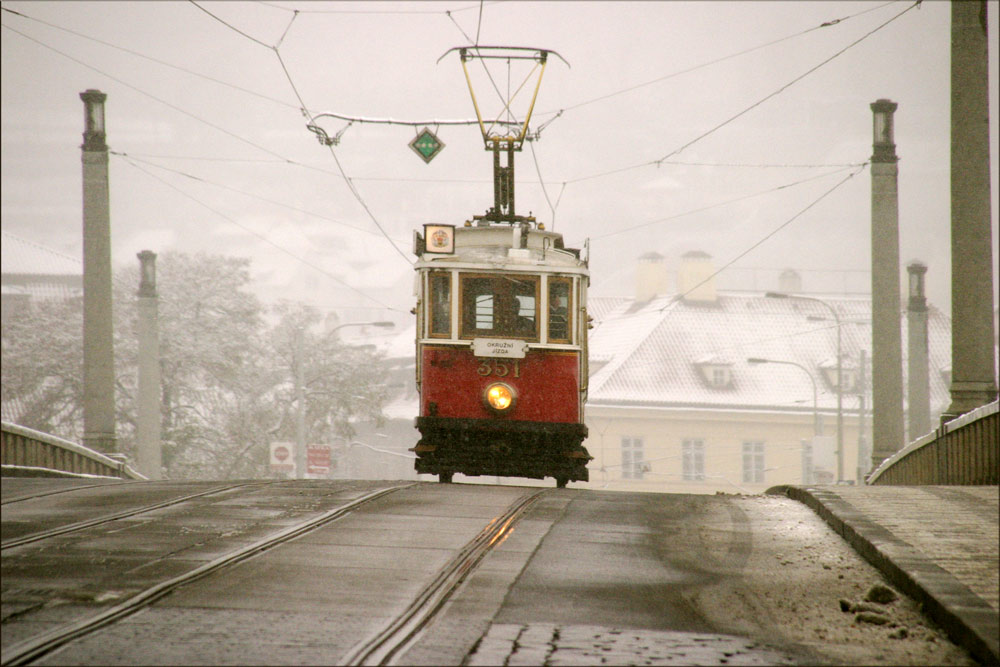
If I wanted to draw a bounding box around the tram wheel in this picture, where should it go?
[438,472,453,484]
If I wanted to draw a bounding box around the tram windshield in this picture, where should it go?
[461,274,538,340]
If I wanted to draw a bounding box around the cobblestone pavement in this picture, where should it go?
[467,624,798,666]
[772,485,999,666]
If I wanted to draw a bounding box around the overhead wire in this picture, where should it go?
[0,5,299,110]
[654,0,921,163]
[591,165,862,241]
[120,155,403,312]
[186,0,414,265]
[657,163,869,311]
[537,0,902,117]
[110,152,403,240]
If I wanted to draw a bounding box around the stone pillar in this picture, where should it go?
[80,89,116,453]
[946,0,998,418]
[906,262,931,441]
[869,99,905,469]
[136,251,162,479]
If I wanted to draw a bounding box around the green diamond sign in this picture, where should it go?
[409,127,445,163]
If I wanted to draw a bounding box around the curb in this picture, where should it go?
[767,485,999,667]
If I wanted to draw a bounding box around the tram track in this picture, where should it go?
[0,481,140,506]
[1,481,274,551]
[339,488,547,666]
[0,483,412,667]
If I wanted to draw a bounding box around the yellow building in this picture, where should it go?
[580,252,952,494]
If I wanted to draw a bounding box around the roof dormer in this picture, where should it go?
[694,354,733,389]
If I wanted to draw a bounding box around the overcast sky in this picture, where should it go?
[1,1,997,321]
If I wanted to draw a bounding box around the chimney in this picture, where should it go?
[636,252,669,301]
[906,260,931,440]
[778,269,802,294]
[678,251,717,303]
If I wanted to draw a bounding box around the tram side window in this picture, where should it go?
[429,272,451,337]
[548,278,572,343]
[461,275,538,340]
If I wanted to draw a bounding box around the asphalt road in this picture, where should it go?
[0,479,975,665]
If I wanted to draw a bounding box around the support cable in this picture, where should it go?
[592,165,861,241]
[657,163,868,311]
[654,1,920,163]
[120,156,403,312]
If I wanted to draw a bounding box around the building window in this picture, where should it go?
[621,436,645,480]
[682,439,705,481]
[742,441,765,483]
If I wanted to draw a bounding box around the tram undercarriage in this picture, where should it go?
[413,417,591,487]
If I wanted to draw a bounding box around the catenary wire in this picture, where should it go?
[591,165,860,241]
[536,0,902,118]
[657,164,868,311]
[120,156,403,312]
[654,1,920,163]
[0,6,299,110]
[110,152,404,240]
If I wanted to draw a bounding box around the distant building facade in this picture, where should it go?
[581,252,952,494]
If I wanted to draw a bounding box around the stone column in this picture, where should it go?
[80,89,116,453]
[946,0,998,417]
[869,99,905,469]
[906,261,931,441]
[136,251,162,479]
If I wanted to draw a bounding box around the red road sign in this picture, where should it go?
[307,444,332,475]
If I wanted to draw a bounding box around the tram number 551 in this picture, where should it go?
[478,359,521,378]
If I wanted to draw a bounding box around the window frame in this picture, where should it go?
[742,441,765,484]
[621,435,646,480]
[427,270,453,339]
[681,438,705,481]
[458,272,540,341]
[546,276,574,345]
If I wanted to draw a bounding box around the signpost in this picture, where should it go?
[307,444,333,477]
[270,441,295,477]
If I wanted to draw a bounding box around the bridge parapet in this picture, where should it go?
[1,421,146,480]
[868,400,998,485]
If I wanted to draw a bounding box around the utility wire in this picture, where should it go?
[528,140,557,229]
[537,0,901,117]
[186,0,413,265]
[259,1,486,14]
[592,165,860,241]
[655,1,920,163]
[0,22,306,165]
[110,152,402,240]
[658,164,868,311]
[0,6,299,110]
[120,156,403,312]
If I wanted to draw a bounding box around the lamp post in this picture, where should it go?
[747,357,821,436]
[294,320,395,479]
[766,291,844,482]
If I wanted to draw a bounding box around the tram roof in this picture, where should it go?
[414,224,588,272]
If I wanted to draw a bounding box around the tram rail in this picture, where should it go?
[0,483,411,667]
[1,481,272,551]
[339,488,547,666]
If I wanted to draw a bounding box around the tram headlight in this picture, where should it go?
[484,382,516,412]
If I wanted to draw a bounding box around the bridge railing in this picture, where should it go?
[1,421,147,480]
[868,400,998,485]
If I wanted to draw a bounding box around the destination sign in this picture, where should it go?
[473,338,528,359]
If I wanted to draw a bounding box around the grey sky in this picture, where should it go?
[1,1,997,319]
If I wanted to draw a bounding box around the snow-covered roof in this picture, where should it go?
[1,231,81,276]
[588,292,952,416]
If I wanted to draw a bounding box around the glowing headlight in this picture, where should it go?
[484,383,516,412]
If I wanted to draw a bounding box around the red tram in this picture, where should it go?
[411,221,592,486]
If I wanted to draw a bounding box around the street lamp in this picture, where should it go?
[766,291,844,482]
[747,357,821,436]
[295,320,396,478]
